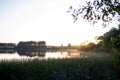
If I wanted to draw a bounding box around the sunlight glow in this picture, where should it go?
[0,0,111,45]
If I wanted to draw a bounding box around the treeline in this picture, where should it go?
[79,42,108,52]
[0,43,16,49]
[17,41,46,52]
[80,25,120,53]
[0,39,112,53]
[0,41,46,53]
[0,43,16,53]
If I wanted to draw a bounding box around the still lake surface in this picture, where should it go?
[0,51,112,60]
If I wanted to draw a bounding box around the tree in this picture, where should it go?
[99,25,120,77]
[98,25,120,53]
[68,0,120,26]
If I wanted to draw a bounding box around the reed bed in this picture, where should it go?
[0,57,119,80]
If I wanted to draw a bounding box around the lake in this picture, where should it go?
[0,50,112,60]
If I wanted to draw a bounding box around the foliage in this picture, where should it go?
[0,58,117,80]
[80,42,96,51]
[97,25,120,80]
[17,41,46,55]
[98,25,120,53]
[68,0,120,26]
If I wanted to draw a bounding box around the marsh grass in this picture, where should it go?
[0,58,118,80]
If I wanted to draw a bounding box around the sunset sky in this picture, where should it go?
[0,0,111,46]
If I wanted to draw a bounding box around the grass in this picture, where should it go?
[0,57,119,80]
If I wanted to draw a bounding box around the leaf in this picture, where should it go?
[71,14,76,17]
[69,6,72,10]
[67,11,71,13]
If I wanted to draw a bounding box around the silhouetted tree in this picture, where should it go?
[87,42,96,50]
[98,25,120,53]
[79,42,96,51]
[16,42,28,54]
[17,41,47,55]
[68,0,120,26]
[68,43,71,49]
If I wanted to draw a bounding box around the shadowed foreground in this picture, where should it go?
[0,57,119,80]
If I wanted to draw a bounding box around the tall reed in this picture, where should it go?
[0,58,117,80]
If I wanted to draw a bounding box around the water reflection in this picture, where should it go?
[18,51,46,57]
[0,49,82,60]
[17,50,81,58]
[0,49,113,60]
[0,49,15,53]
[45,51,80,59]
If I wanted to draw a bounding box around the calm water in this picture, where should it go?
[0,51,112,60]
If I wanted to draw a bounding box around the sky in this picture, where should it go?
[0,0,111,46]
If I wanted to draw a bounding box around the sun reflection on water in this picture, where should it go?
[0,51,81,60]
